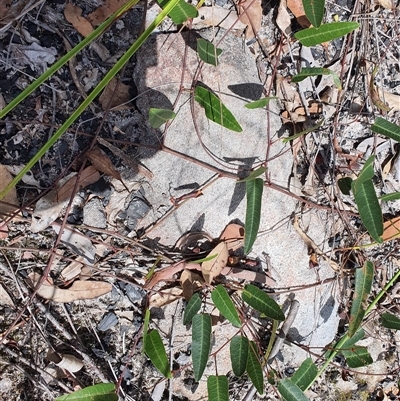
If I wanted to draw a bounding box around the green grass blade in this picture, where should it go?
[290,358,318,391]
[381,313,400,330]
[245,97,278,109]
[149,108,176,128]
[230,336,249,377]
[211,285,241,327]
[144,330,172,378]
[56,383,117,401]
[348,261,374,338]
[197,38,222,66]
[0,0,181,201]
[246,341,264,394]
[294,22,360,46]
[192,314,212,381]
[341,346,373,368]
[207,376,229,401]
[371,117,400,142]
[183,293,202,325]
[237,167,267,182]
[242,284,285,321]
[158,0,198,24]
[244,178,263,254]
[291,67,341,89]
[194,86,243,132]
[278,379,310,401]
[302,0,325,28]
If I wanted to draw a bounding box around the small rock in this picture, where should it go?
[97,311,118,331]
[83,197,107,228]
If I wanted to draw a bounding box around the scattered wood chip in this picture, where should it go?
[64,3,93,37]
[99,77,132,110]
[0,164,19,220]
[201,241,229,284]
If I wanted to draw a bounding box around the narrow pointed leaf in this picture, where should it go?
[340,328,365,349]
[380,192,400,202]
[230,336,249,376]
[348,261,374,338]
[197,38,222,66]
[56,383,117,401]
[192,314,212,381]
[342,346,373,368]
[302,0,325,28]
[294,22,360,46]
[246,341,264,394]
[195,86,242,132]
[149,108,176,128]
[354,155,375,186]
[211,285,241,327]
[292,67,341,89]
[237,166,267,182]
[245,97,278,109]
[244,178,263,254]
[371,117,400,142]
[142,309,150,352]
[207,376,229,401]
[242,284,285,321]
[158,0,198,24]
[144,330,172,378]
[290,358,318,391]
[278,379,310,401]
[381,312,400,330]
[183,293,201,325]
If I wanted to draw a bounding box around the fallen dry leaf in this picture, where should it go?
[64,3,93,37]
[238,0,262,39]
[382,217,400,241]
[0,220,9,239]
[378,0,397,9]
[201,242,229,284]
[0,164,19,220]
[193,6,246,31]
[0,283,14,307]
[180,269,204,301]
[276,0,291,35]
[28,272,112,303]
[54,353,83,373]
[99,77,132,110]
[219,223,244,252]
[149,287,183,308]
[87,0,127,26]
[286,0,310,27]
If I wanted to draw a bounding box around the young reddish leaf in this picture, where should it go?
[246,341,263,394]
[144,330,172,378]
[348,261,374,338]
[381,312,400,330]
[192,314,212,381]
[290,358,318,391]
[211,285,241,327]
[56,383,117,401]
[207,375,229,401]
[197,38,222,66]
[230,336,249,376]
[244,178,263,254]
[201,242,229,284]
[183,293,202,325]
[278,379,309,401]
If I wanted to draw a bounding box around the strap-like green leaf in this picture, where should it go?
[380,192,400,202]
[242,284,285,321]
[244,178,263,254]
[56,383,117,401]
[278,379,310,401]
[144,330,172,378]
[197,38,222,66]
[194,86,243,132]
[192,314,212,381]
[341,346,373,368]
[302,0,325,28]
[183,293,202,325]
[292,67,341,89]
[348,261,374,338]
[207,375,229,401]
[246,341,264,394]
[381,312,400,330]
[237,167,267,182]
[149,108,176,128]
[158,0,198,24]
[211,285,241,327]
[371,117,400,142]
[230,336,249,376]
[294,22,360,46]
[354,155,375,186]
[245,97,278,109]
[290,358,318,391]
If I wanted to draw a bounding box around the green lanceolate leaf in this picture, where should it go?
[381,312,400,330]
[340,328,365,349]
[380,192,400,202]
[183,293,202,325]
[149,108,176,128]
[292,67,341,89]
[294,22,360,47]
[290,358,318,391]
[158,0,198,24]
[348,261,374,338]
[194,86,243,132]
[237,166,267,182]
[242,284,285,321]
[230,336,249,376]
[245,97,278,109]
[56,383,117,401]
[278,379,310,401]
[144,330,172,378]
[371,117,400,142]
[354,155,375,186]
[197,38,222,66]
[207,376,229,401]
[244,178,263,254]
[246,341,264,394]
[341,346,373,368]
[302,0,325,28]
[211,285,241,327]
[192,314,212,381]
